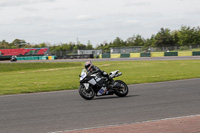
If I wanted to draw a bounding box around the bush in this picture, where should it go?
[180,46,189,51]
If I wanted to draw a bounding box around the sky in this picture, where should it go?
[0,0,200,46]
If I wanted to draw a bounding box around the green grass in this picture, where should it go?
[0,62,81,72]
[1,60,200,95]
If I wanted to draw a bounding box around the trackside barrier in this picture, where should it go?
[151,52,164,57]
[130,53,140,58]
[164,52,178,56]
[178,51,192,56]
[192,51,200,56]
[111,54,120,58]
[102,53,110,58]
[2,51,200,60]
[107,51,200,58]
[140,53,151,57]
[120,53,130,58]
[48,56,55,60]
[15,56,56,60]
[42,56,48,60]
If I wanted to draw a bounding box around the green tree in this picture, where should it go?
[126,36,135,46]
[11,39,26,48]
[0,40,9,48]
[86,40,93,49]
[133,35,145,46]
[171,30,179,46]
[144,35,156,48]
[73,44,86,51]
[126,35,146,46]
[39,43,47,48]
[154,28,174,47]
[111,37,125,47]
[177,26,197,46]
[195,26,200,44]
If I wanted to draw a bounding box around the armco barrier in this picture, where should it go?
[16,56,48,60]
[130,53,140,58]
[9,51,200,61]
[140,53,151,57]
[178,51,192,56]
[120,53,130,58]
[192,51,200,56]
[102,53,110,58]
[151,52,164,57]
[48,56,56,60]
[111,54,120,58]
[42,56,48,60]
[164,52,178,56]
[56,54,92,59]
[38,56,42,59]
[48,56,52,60]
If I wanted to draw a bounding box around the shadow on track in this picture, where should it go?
[93,94,140,100]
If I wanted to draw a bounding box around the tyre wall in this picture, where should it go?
[99,51,200,59]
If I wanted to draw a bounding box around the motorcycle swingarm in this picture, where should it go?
[112,82,123,89]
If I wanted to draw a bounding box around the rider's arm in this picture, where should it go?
[92,66,103,74]
[92,66,109,77]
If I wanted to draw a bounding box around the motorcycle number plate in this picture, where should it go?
[84,83,89,90]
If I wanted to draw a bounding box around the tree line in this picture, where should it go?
[1,26,200,52]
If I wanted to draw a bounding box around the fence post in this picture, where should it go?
[175,46,177,51]
[190,45,192,50]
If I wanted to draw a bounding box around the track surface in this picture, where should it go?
[0,78,200,133]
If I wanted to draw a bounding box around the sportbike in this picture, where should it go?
[78,69,129,100]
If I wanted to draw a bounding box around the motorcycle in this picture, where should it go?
[78,69,129,100]
[10,56,17,62]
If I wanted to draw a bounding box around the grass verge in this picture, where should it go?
[0,60,200,95]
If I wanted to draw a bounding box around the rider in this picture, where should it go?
[84,61,113,89]
[11,55,17,61]
[11,55,17,59]
[85,61,108,77]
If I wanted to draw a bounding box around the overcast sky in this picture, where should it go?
[0,0,200,46]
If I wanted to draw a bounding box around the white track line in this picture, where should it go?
[0,89,77,98]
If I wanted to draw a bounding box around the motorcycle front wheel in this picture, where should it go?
[79,85,95,100]
[114,80,129,97]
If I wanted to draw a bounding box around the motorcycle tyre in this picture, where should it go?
[79,85,95,100]
[10,59,17,62]
[114,80,129,97]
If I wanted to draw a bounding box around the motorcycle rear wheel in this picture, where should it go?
[79,85,95,100]
[114,80,129,97]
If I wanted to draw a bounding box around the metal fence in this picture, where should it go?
[50,50,95,59]
[110,47,143,54]
[78,50,102,55]
[110,45,200,54]
[48,45,200,58]
[50,50,77,57]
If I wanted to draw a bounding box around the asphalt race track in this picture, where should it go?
[0,78,200,133]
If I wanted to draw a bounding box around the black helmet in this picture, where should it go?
[84,61,93,71]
